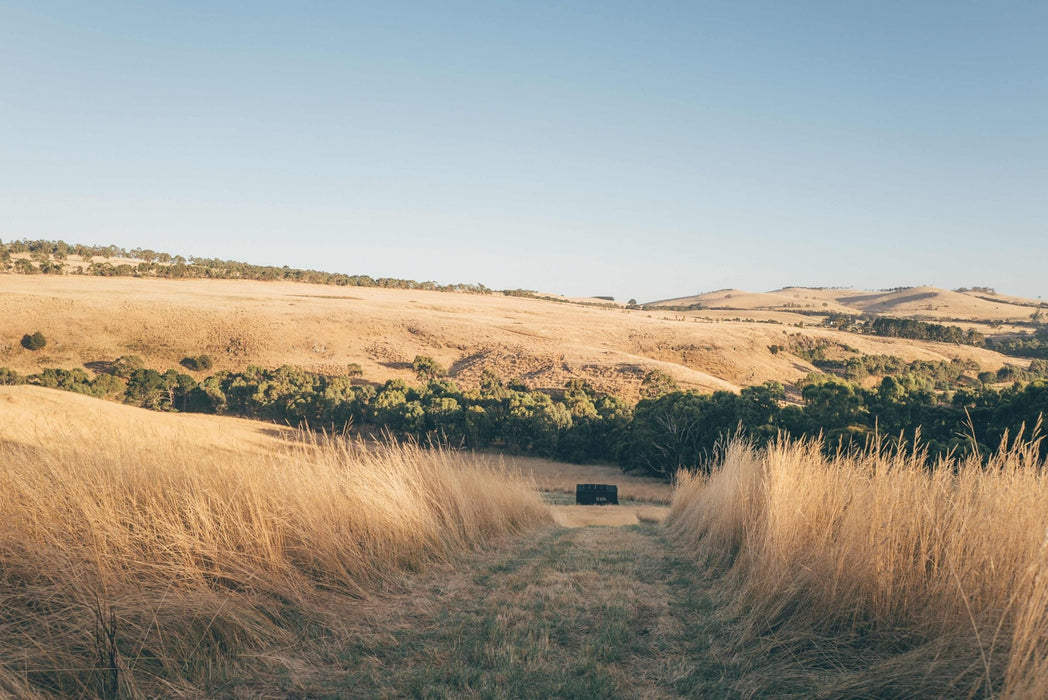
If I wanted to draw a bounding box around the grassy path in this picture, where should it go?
[297,523,742,699]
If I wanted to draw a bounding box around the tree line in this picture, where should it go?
[3,354,1046,479]
[822,312,1048,362]
[822,313,986,345]
[1,238,497,294]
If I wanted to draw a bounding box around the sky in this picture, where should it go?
[1,1,1045,302]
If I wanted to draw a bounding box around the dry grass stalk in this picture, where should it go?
[665,434,1048,697]
[0,420,549,698]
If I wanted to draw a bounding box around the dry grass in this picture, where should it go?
[665,436,1048,697]
[503,453,674,504]
[0,275,1020,401]
[548,504,669,528]
[297,524,739,698]
[0,390,549,698]
[656,285,1042,323]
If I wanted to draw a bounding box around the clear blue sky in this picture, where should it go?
[2,1,1045,301]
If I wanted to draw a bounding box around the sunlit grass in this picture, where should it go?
[0,405,549,698]
[665,433,1048,697]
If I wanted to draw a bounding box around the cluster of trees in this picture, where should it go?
[986,327,1048,360]
[821,311,1048,363]
[626,377,1048,477]
[822,313,985,346]
[0,358,633,464]
[20,332,47,351]
[810,355,983,390]
[3,352,1047,479]
[0,238,494,293]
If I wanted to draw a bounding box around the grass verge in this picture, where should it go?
[665,435,1048,697]
[0,420,549,698]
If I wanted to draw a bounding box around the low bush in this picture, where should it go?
[179,354,214,372]
[20,331,46,351]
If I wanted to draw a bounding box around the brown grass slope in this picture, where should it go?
[0,275,1024,400]
[655,285,1044,323]
[0,385,550,698]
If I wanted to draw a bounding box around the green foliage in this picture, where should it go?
[640,369,678,399]
[412,355,446,383]
[21,332,47,351]
[31,368,97,397]
[14,348,1048,480]
[90,373,128,398]
[867,316,984,345]
[111,355,145,378]
[625,383,785,478]
[180,354,215,372]
[812,354,979,391]
[125,368,197,411]
[1,238,495,294]
[820,313,986,347]
[0,367,25,385]
[987,327,1048,360]
[479,369,506,399]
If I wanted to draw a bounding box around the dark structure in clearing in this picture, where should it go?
[575,483,618,505]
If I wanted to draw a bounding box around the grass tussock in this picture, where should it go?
[665,434,1048,698]
[0,425,549,698]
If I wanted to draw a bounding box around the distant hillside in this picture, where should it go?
[649,285,1046,324]
[0,238,499,294]
[0,274,1026,403]
[2,238,1043,400]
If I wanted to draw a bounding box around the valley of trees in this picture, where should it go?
[3,354,1046,479]
[4,236,1048,476]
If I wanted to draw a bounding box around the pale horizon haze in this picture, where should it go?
[2,2,1045,302]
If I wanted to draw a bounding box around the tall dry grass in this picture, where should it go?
[0,426,549,698]
[666,434,1048,698]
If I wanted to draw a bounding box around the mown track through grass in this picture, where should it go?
[296,524,742,699]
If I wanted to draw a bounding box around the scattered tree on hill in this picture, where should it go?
[479,368,506,399]
[180,354,215,372]
[0,368,24,385]
[640,369,678,399]
[21,332,47,351]
[412,355,446,383]
[111,355,145,378]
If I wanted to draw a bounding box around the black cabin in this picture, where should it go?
[575,483,618,505]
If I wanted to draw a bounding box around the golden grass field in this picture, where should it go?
[3,269,1047,696]
[666,437,1048,697]
[0,385,551,698]
[656,284,1045,323]
[0,274,1029,401]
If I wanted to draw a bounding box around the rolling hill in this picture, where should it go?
[0,273,1032,401]
[652,285,1045,323]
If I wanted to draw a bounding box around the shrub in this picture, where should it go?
[0,367,24,385]
[412,355,446,383]
[20,331,46,351]
[112,354,145,378]
[180,354,214,372]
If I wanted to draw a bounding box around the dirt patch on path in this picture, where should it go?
[550,504,669,527]
[281,525,740,698]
